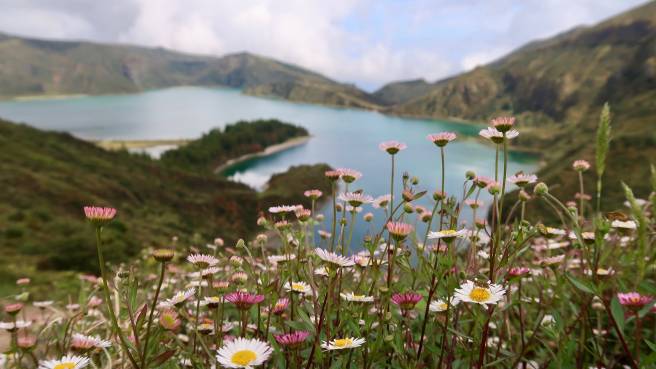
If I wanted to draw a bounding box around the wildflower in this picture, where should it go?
[391,292,423,310]
[372,194,391,209]
[314,266,329,277]
[486,181,501,195]
[611,220,637,230]
[315,248,355,267]
[4,303,23,315]
[507,267,530,278]
[267,254,296,264]
[428,229,467,243]
[507,173,538,187]
[0,320,31,332]
[363,212,374,222]
[379,140,407,155]
[617,292,652,310]
[321,337,366,351]
[201,267,220,278]
[152,249,175,263]
[202,296,223,309]
[186,254,219,268]
[324,170,341,181]
[539,255,565,267]
[479,127,518,144]
[339,192,373,207]
[198,322,214,335]
[83,206,116,227]
[39,355,90,369]
[270,205,303,214]
[70,334,111,351]
[295,208,312,221]
[216,337,272,368]
[162,288,195,308]
[474,176,494,188]
[87,296,103,309]
[336,168,362,183]
[271,298,289,315]
[304,189,323,200]
[572,160,590,172]
[16,278,30,286]
[318,230,332,239]
[490,116,516,132]
[34,301,54,309]
[17,335,37,350]
[386,222,413,241]
[427,132,457,147]
[225,292,265,310]
[465,199,483,209]
[231,272,249,284]
[340,292,374,303]
[274,331,310,350]
[284,281,312,295]
[429,298,460,313]
[159,310,182,331]
[454,281,505,306]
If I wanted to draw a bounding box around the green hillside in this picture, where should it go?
[0,119,330,292]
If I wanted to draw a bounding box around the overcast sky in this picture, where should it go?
[0,0,649,90]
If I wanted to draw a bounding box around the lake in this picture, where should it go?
[0,86,537,245]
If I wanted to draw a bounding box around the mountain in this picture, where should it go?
[0,118,331,291]
[372,79,433,105]
[0,32,377,108]
[380,1,656,210]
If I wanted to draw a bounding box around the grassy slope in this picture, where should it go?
[0,119,331,295]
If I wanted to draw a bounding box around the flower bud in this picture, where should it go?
[465,170,476,180]
[534,182,549,196]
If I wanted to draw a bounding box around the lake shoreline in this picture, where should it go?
[215,135,311,174]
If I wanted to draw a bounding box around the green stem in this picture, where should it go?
[140,262,165,368]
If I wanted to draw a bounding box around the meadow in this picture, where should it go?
[1,106,655,369]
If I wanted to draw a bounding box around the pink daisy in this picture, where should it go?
[379,141,407,155]
[274,331,310,349]
[391,292,423,310]
[83,206,116,226]
[225,292,265,310]
[427,132,457,147]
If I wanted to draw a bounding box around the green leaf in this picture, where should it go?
[610,296,625,333]
[565,273,596,295]
[646,339,656,352]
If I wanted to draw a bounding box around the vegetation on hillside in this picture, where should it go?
[1,115,655,369]
[160,120,308,172]
[0,119,329,294]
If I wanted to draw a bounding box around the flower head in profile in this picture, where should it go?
[70,334,111,351]
[271,298,289,315]
[216,337,272,368]
[454,280,505,306]
[186,254,219,268]
[336,168,362,183]
[39,355,90,369]
[321,337,366,351]
[274,331,310,350]
[507,267,530,278]
[304,190,323,200]
[372,194,391,209]
[162,288,195,308]
[0,320,31,332]
[269,205,303,214]
[386,221,413,241]
[428,229,467,243]
[391,292,423,310]
[225,292,265,310]
[490,116,516,132]
[429,297,460,313]
[340,292,374,303]
[83,206,116,227]
[617,292,652,310]
[572,160,591,172]
[284,281,312,295]
[339,192,373,207]
[479,127,519,143]
[427,132,457,147]
[507,173,538,188]
[379,140,407,155]
[315,248,355,267]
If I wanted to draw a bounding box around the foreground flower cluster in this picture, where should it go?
[1,108,655,368]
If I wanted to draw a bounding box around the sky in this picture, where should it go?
[0,0,649,90]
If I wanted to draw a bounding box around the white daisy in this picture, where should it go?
[216,337,272,368]
[340,292,374,303]
[372,194,391,209]
[33,301,54,308]
[39,355,89,369]
[267,254,296,264]
[315,248,355,267]
[314,266,329,277]
[71,333,111,350]
[429,297,460,313]
[321,337,366,351]
[454,281,505,306]
[268,205,303,214]
[186,254,219,268]
[611,220,637,230]
[427,229,468,241]
[284,281,312,295]
[339,192,373,207]
[162,288,196,307]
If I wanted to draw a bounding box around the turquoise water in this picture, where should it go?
[0,86,537,244]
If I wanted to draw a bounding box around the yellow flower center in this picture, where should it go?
[333,338,353,347]
[469,287,491,303]
[292,283,305,291]
[442,230,457,236]
[231,350,257,366]
[437,302,447,310]
[353,294,364,299]
[54,363,76,369]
